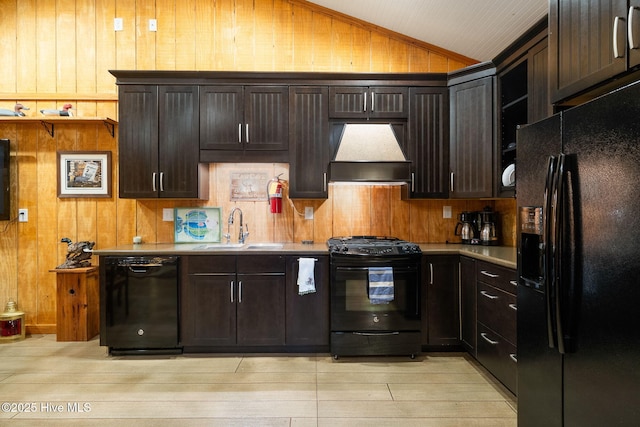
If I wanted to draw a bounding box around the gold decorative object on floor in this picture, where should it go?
[0,299,26,342]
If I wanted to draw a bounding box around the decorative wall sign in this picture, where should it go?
[57,151,111,198]
[230,171,268,201]
[174,207,222,243]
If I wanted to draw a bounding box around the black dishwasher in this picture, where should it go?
[100,256,181,355]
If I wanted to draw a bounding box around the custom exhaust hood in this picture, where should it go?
[328,123,411,183]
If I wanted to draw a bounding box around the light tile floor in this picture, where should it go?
[0,335,516,426]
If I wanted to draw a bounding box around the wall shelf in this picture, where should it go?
[0,117,117,138]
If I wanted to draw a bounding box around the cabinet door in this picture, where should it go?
[199,86,244,151]
[118,85,158,198]
[422,255,460,346]
[408,87,449,198]
[329,86,408,118]
[285,256,330,346]
[244,86,289,151]
[460,256,477,356]
[449,76,494,198]
[236,274,285,346]
[528,38,552,124]
[289,87,329,199]
[549,0,628,104]
[158,86,202,198]
[181,273,236,347]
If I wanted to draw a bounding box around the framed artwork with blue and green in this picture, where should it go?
[174,207,222,243]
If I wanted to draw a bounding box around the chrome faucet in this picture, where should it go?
[224,207,249,244]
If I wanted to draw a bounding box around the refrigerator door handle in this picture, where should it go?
[544,155,559,349]
[554,153,567,354]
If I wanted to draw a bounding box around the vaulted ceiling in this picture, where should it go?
[308,0,548,62]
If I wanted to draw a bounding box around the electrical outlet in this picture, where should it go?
[304,206,314,220]
[114,17,123,31]
[162,208,173,221]
[149,19,157,32]
[443,205,452,219]
[18,208,28,222]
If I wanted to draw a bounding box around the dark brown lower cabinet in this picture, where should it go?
[181,255,285,348]
[285,255,329,348]
[422,255,460,347]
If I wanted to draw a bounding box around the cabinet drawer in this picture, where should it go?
[476,261,517,294]
[237,255,285,273]
[477,282,517,345]
[187,255,236,274]
[476,323,517,394]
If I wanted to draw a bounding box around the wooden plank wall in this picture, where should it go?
[0,0,500,331]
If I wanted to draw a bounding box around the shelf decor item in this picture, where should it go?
[57,151,111,198]
[174,207,221,243]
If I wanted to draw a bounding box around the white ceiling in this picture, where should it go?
[308,0,549,62]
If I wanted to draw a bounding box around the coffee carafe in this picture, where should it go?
[455,211,479,244]
[480,209,499,246]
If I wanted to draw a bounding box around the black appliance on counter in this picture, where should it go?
[328,236,422,359]
[517,82,640,426]
[100,256,181,355]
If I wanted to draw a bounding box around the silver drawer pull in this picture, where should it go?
[480,290,499,300]
[509,353,517,363]
[509,280,518,287]
[480,270,499,278]
[508,303,517,311]
[480,332,499,345]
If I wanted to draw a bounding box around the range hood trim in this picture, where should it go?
[328,160,412,183]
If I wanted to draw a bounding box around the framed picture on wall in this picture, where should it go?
[174,207,222,243]
[57,151,112,198]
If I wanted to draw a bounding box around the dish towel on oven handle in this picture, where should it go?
[297,258,317,295]
[368,266,394,304]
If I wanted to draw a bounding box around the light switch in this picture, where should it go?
[443,205,452,219]
[149,19,157,32]
[162,208,173,221]
[114,18,123,31]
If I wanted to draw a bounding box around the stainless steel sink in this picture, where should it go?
[245,243,284,249]
[193,243,245,250]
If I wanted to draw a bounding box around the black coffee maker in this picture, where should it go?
[455,211,481,244]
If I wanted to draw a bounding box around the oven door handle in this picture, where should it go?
[352,332,400,336]
[333,266,415,272]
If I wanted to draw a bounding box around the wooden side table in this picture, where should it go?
[50,266,99,341]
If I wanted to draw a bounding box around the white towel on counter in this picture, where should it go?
[297,258,317,295]
[368,266,394,304]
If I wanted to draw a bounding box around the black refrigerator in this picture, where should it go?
[516,81,640,427]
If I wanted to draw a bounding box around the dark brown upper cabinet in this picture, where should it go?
[550,0,640,105]
[117,84,208,199]
[407,87,449,198]
[289,86,330,199]
[200,85,289,162]
[329,86,408,119]
[449,67,495,199]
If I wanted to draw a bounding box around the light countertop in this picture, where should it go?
[93,242,516,269]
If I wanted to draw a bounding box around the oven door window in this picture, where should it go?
[331,264,420,331]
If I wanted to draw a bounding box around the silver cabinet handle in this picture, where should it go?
[509,353,517,363]
[152,172,157,192]
[630,7,640,49]
[480,270,499,278]
[614,16,625,58]
[429,263,434,285]
[245,124,249,143]
[230,281,234,303]
[238,281,242,303]
[238,123,242,143]
[370,91,375,111]
[323,172,327,192]
[480,332,499,345]
[450,172,454,192]
[480,290,499,300]
[508,303,517,311]
[509,280,518,287]
[411,172,415,192]
[159,172,164,192]
[363,92,367,112]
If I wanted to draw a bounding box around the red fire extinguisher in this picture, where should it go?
[267,174,283,214]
